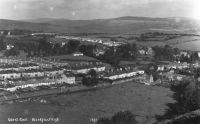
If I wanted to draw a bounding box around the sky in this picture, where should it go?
[0,0,200,20]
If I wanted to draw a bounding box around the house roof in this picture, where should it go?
[0,62,39,68]
[104,67,141,77]
[43,67,63,72]
[23,69,44,73]
[0,70,20,74]
[12,78,57,86]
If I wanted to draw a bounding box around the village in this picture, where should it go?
[0,30,200,102]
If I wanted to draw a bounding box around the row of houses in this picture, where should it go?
[60,62,106,74]
[6,81,56,92]
[157,62,189,71]
[0,58,23,64]
[3,72,76,92]
[55,35,126,47]
[0,62,106,81]
[0,63,40,71]
[0,68,64,80]
[103,67,145,81]
[31,32,56,36]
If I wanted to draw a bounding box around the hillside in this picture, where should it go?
[0,19,74,33]
[0,17,199,34]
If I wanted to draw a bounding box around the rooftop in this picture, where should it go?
[0,62,39,69]
[104,66,140,77]
[43,67,63,72]
[0,70,19,74]
[23,69,44,73]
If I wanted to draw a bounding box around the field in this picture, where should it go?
[119,61,137,65]
[175,40,200,51]
[4,36,40,44]
[0,82,175,124]
[166,36,200,45]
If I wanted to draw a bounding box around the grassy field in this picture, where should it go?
[0,82,175,124]
[46,83,174,124]
[119,60,137,65]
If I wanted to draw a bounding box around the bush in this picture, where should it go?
[97,111,137,124]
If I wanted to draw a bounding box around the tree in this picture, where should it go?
[37,37,52,56]
[112,111,137,124]
[180,54,189,63]
[67,40,80,54]
[97,47,120,66]
[190,52,199,63]
[131,43,138,56]
[117,44,131,58]
[152,45,175,61]
[82,76,98,86]
[194,68,200,79]
[61,43,68,54]
[79,45,96,57]
[52,43,61,55]
[110,37,117,42]
[88,69,97,78]
[106,56,120,66]
[97,111,137,124]
[82,69,98,86]
[0,35,6,51]
[116,43,137,59]
[173,48,180,55]
[4,47,20,57]
[97,118,111,124]
[180,52,199,63]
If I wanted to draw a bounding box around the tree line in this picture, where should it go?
[2,37,81,57]
[152,45,199,63]
[97,110,137,124]
[156,79,200,124]
[97,43,138,66]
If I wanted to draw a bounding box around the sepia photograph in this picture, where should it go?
[0,0,200,124]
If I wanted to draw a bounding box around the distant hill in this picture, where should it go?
[0,16,199,34]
